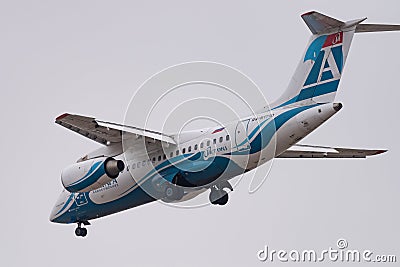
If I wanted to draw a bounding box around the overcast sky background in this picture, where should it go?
[1,1,399,266]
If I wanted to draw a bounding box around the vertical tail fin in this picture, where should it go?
[271,11,400,109]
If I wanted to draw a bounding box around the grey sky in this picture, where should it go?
[1,1,399,266]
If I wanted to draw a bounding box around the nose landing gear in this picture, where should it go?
[75,221,90,237]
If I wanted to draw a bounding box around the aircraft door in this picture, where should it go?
[234,119,251,152]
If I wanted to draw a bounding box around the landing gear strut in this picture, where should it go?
[209,181,233,206]
[75,221,90,237]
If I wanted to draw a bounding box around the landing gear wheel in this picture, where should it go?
[209,188,226,205]
[80,228,87,237]
[209,189,218,205]
[216,192,228,205]
[209,181,232,205]
[75,222,88,237]
[164,184,184,201]
[75,227,87,237]
[75,228,81,236]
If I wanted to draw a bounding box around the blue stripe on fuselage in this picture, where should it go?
[53,104,320,224]
[272,80,339,110]
[249,105,317,154]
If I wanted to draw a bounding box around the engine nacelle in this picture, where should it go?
[61,157,125,193]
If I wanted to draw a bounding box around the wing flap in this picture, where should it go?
[278,144,386,158]
[96,120,176,144]
[55,113,176,146]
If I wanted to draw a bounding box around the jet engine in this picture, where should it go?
[61,157,125,193]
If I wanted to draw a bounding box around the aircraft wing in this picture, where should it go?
[55,113,176,146]
[277,144,387,158]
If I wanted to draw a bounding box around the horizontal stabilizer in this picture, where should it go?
[278,144,387,158]
[302,11,345,34]
[302,11,400,35]
[356,24,400,33]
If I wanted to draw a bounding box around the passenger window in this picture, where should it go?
[219,136,223,143]
[188,146,192,152]
[182,148,186,154]
[158,155,161,161]
[213,139,216,144]
[163,154,166,160]
[176,150,179,156]
[207,140,210,146]
[194,144,198,150]
[226,135,230,141]
[142,160,146,166]
[152,157,156,162]
[170,152,173,158]
[132,163,136,169]
[200,142,204,148]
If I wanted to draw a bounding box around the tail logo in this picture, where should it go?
[303,32,344,87]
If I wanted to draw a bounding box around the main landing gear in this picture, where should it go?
[75,221,90,237]
[209,181,233,206]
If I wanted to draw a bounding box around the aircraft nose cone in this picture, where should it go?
[49,190,73,223]
[333,102,343,112]
[49,212,56,222]
[49,205,61,223]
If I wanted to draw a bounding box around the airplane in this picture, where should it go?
[50,11,400,237]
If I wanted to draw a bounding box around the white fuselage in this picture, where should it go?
[50,102,340,223]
